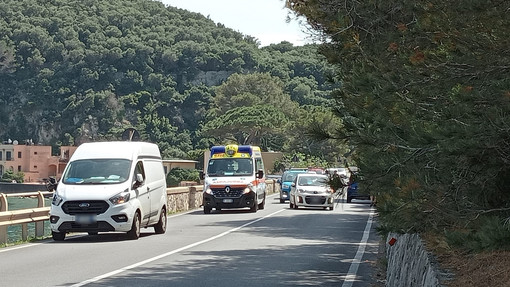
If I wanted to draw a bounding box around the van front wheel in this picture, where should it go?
[154,208,167,234]
[127,211,141,240]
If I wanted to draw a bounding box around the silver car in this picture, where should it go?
[289,173,335,210]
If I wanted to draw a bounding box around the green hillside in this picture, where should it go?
[0,0,341,161]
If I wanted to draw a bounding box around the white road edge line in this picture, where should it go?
[0,242,43,253]
[71,208,286,287]
[341,207,375,287]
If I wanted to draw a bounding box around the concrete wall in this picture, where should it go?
[386,232,444,287]
[0,183,47,193]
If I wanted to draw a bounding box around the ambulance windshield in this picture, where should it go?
[207,158,253,176]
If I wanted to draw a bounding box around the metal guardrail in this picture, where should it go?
[0,191,53,244]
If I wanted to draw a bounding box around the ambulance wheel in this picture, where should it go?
[204,206,212,214]
[258,195,266,210]
[250,201,258,213]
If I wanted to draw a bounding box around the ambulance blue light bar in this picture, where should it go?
[210,145,253,158]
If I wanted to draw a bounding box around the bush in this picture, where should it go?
[445,216,510,252]
[1,170,24,183]
[166,168,200,187]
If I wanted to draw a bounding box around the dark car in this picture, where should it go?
[346,181,370,203]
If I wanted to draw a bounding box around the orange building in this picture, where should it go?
[1,140,205,183]
[0,142,77,183]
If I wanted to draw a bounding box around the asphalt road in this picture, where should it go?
[0,193,381,287]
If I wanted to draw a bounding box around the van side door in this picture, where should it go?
[255,157,266,201]
[133,161,151,226]
[143,159,167,225]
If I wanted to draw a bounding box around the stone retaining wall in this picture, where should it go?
[386,232,444,287]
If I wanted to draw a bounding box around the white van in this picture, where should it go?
[49,141,168,241]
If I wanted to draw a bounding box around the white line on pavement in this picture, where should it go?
[341,207,375,287]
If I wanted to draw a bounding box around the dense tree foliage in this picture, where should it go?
[166,167,199,187]
[0,0,345,164]
[287,0,510,250]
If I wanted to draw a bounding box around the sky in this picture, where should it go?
[160,0,313,47]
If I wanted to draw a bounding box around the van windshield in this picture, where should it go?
[207,158,253,177]
[62,159,131,184]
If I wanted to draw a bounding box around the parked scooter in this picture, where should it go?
[44,177,58,192]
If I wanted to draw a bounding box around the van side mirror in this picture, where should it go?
[256,169,264,179]
[133,173,144,189]
[199,170,205,180]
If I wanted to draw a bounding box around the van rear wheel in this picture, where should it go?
[127,211,141,240]
[154,207,167,234]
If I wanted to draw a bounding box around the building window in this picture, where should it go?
[34,151,38,155]
[6,151,12,161]
[34,165,38,169]
[0,151,2,160]
[18,165,22,172]
[18,151,22,158]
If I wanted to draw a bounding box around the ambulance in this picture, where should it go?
[201,144,266,214]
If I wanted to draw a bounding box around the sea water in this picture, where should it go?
[4,196,52,244]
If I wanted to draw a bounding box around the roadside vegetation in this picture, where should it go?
[285,0,510,271]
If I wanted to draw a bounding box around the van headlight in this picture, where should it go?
[52,193,63,206]
[109,189,131,205]
[205,187,213,194]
